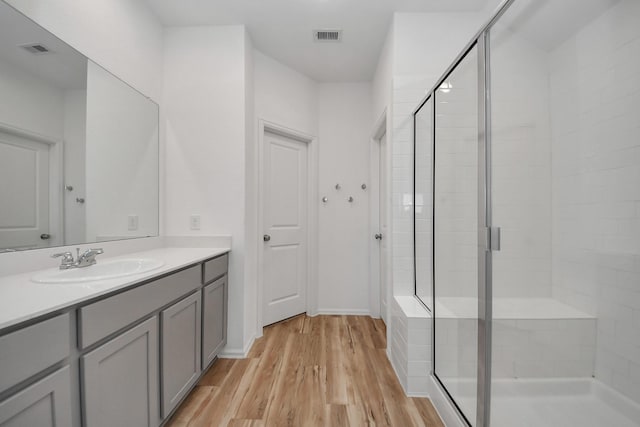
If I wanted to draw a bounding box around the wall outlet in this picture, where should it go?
[190,215,201,230]
[127,215,139,231]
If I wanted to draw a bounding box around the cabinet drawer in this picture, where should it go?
[0,313,70,393]
[79,265,200,348]
[203,254,228,284]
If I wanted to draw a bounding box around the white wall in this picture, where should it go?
[254,50,318,136]
[254,54,375,316]
[393,12,490,81]
[549,0,640,404]
[163,25,253,355]
[372,24,394,127]
[5,0,164,101]
[317,83,372,314]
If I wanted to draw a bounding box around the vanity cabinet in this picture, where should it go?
[160,292,201,417]
[202,275,227,368]
[0,366,72,427]
[0,251,229,427]
[82,317,159,427]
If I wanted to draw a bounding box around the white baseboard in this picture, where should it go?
[314,308,371,316]
[218,334,256,359]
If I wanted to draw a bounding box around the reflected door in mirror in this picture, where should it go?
[0,132,51,250]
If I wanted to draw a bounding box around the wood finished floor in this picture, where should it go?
[166,314,444,427]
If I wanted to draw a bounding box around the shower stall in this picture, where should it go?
[413,0,640,425]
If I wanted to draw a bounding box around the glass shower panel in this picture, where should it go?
[415,97,433,309]
[434,45,479,425]
[488,0,640,425]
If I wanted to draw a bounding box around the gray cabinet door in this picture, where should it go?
[202,275,227,368]
[82,317,159,427]
[0,366,71,427]
[160,292,201,418]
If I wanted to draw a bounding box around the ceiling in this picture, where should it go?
[144,0,491,82]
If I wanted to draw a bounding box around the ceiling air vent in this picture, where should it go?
[313,29,342,42]
[20,43,51,55]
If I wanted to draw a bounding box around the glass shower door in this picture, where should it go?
[433,44,480,425]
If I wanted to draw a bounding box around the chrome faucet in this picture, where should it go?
[51,248,104,270]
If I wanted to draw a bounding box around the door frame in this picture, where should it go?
[369,109,390,320]
[256,119,318,336]
[0,121,64,248]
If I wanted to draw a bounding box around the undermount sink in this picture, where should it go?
[31,258,165,284]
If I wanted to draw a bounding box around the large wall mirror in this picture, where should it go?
[0,1,159,252]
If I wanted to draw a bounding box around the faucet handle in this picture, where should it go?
[52,251,75,269]
[51,251,74,261]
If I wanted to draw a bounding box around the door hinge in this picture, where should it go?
[488,227,501,251]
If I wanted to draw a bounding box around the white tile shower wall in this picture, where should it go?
[489,29,553,298]
[391,296,431,395]
[549,0,640,404]
[436,317,595,380]
[491,319,596,378]
[433,47,478,299]
[390,11,491,297]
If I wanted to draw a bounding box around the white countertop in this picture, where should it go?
[0,246,229,332]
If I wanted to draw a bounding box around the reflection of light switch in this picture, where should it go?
[190,215,201,230]
[128,215,139,231]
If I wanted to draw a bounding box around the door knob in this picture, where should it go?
[40,233,51,240]
[375,233,382,240]
[263,234,271,242]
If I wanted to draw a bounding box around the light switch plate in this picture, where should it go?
[190,215,201,230]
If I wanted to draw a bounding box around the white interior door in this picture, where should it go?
[379,131,389,323]
[0,132,51,250]
[262,131,308,326]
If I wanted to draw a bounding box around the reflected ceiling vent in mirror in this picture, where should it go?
[20,43,52,55]
[313,29,342,42]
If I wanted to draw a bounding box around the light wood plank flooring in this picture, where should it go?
[166,314,444,427]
